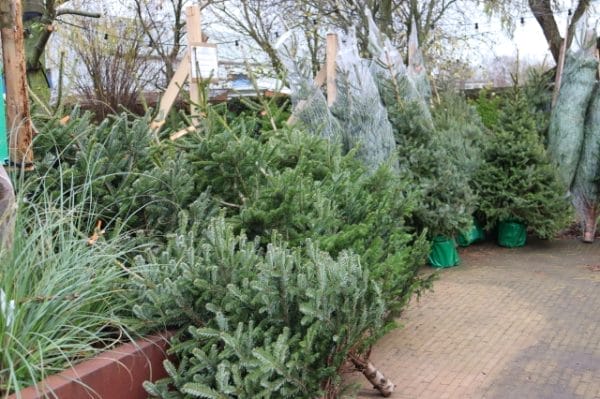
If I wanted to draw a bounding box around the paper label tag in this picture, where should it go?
[190,45,218,81]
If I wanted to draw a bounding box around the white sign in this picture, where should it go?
[190,45,218,81]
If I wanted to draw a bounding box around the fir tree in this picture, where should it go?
[134,217,389,398]
[473,88,571,238]
[387,99,475,238]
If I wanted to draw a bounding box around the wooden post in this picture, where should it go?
[186,5,202,122]
[326,33,338,107]
[0,164,15,250]
[1,0,34,168]
[552,16,570,109]
[150,51,191,132]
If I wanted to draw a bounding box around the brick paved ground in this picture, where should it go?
[353,238,600,399]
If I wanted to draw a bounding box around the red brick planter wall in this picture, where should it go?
[9,332,174,399]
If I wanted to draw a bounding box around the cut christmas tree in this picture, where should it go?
[474,87,571,245]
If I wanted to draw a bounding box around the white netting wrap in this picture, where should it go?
[276,31,343,143]
[366,11,432,124]
[330,28,399,170]
[548,27,598,189]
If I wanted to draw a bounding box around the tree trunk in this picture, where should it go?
[0,166,15,250]
[581,205,597,243]
[528,0,591,64]
[1,0,34,167]
[350,355,395,397]
[528,0,562,63]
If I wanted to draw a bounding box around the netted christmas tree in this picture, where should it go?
[548,28,598,189]
[572,83,600,241]
[330,28,399,171]
[365,19,475,238]
[549,27,600,242]
[474,88,570,238]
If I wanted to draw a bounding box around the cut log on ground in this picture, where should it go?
[350,354,395,397]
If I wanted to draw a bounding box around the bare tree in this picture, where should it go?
[24,0,100,72]
[210,0,291,73]
[132,0,206,86]
[71,16,157,118]
[482,0,592,63]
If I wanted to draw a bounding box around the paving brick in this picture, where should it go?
[353,239,600,399]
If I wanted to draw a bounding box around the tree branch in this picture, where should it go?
[56,9,101,18]
[528,0,561,62]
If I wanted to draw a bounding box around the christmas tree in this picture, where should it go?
[474,88,570,239]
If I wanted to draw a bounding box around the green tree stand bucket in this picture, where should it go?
[457,220,485,247]
[428,236,459,268]
[0,70,7,165]
[497,221,526,248]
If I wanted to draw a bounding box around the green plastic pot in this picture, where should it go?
[497,220,526,248]
[428,236,459,268]
[457,220,485,247]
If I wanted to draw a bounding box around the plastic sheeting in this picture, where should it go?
[497,220,526,248]
[457,220,485,247]
[427,236,459,268]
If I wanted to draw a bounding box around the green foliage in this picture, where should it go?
[473,88,571,238]
[134,217,386,398]
[387,100,475,237]
[434,92,485,180]
[28,99,430,397]
[472,89,502,129]
[30,109,215,237]
[522,69,552,140]
[0,178,139,395]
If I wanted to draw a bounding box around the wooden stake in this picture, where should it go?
[150,50,191,132]
[1,0,34,168]
[326,33,338,107]
[186,5,203,122]
[552,16,570,109]
[169,124,198,141]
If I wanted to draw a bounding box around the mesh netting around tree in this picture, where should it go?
[366,11,433,125]
[548,28,598,189]
[572,83,600,240]
[330,28,399,171]
[276,31,344,144]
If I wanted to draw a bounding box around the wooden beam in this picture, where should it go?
[169,124,198,141]
[186,4,203,123]
[150,50,191,131]
[326,33,338,107]
[1,0,34,168]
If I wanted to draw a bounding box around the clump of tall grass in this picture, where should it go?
[0,173,143,396]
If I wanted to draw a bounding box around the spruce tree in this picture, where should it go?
[134,217,389,398]
[386,99,475,238]
[473,88,570,239]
